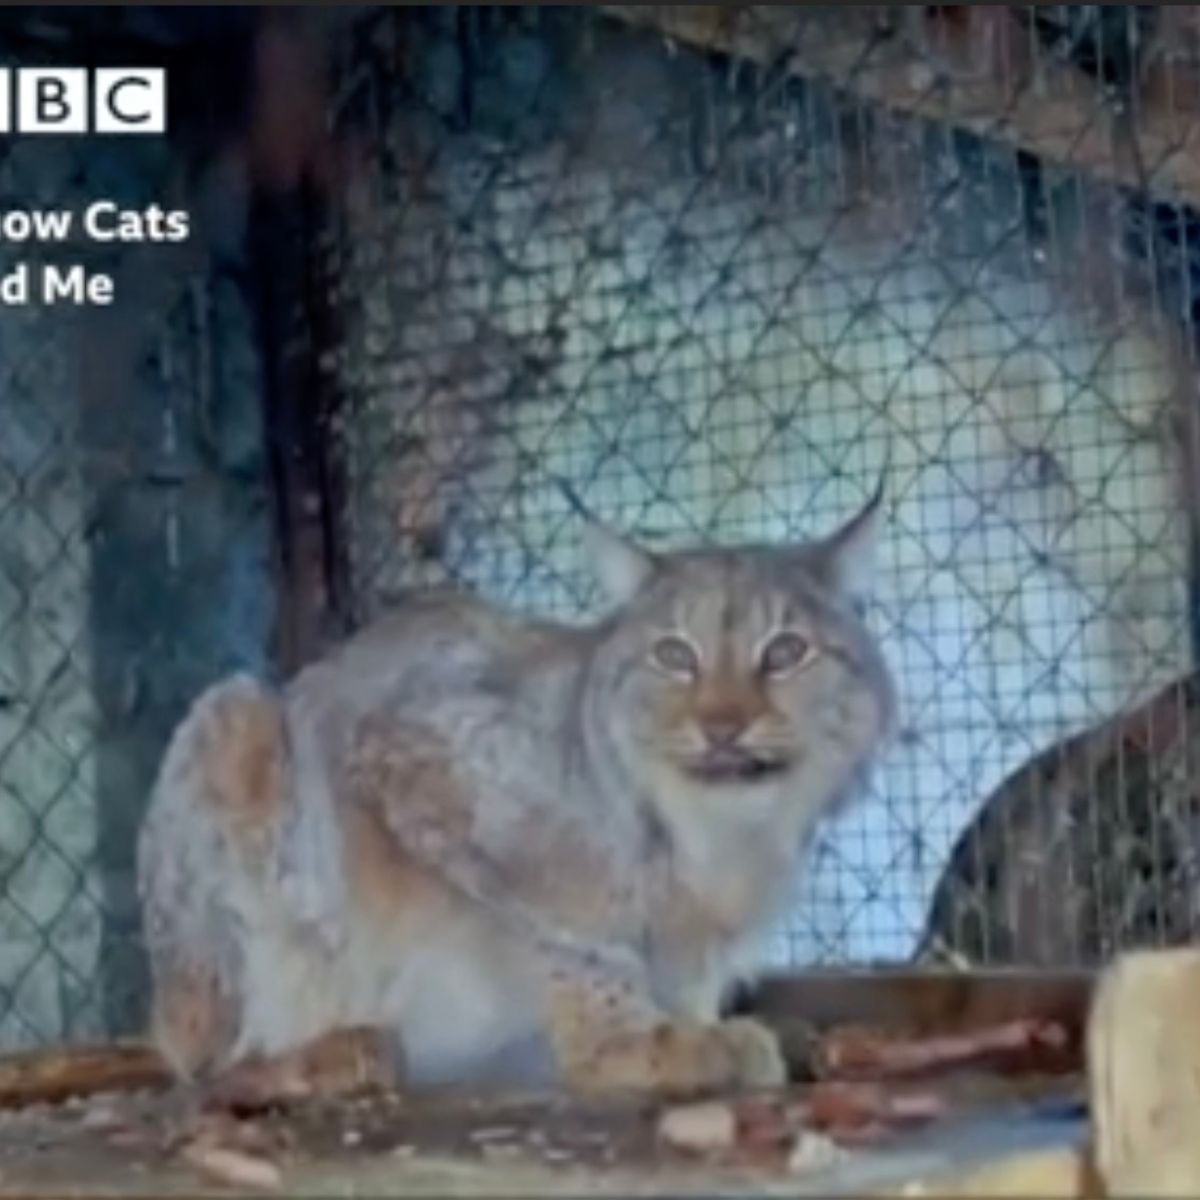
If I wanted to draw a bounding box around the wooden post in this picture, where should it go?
[1088,947,1200,1195]
[249,182,353,677]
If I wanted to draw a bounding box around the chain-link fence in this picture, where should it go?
[0,8,352,1048]
[325,5,1200,970]
[0,79,275,1044]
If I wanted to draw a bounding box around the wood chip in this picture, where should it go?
[79,1102,126,1132]
[480,1142,524,1160]
[181,1142,283,1192]
[789,1128,849,1174]
[803,1081,946,1134]
[657,1101,737,1153]
[105,1126,152,1150]
[469,1125,520,1142]
[733,1097,794,1149]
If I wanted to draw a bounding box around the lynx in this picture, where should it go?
[137,493,896,1097]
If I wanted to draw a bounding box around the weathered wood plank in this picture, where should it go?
[746,967,1095,1036]
[872,1145,1090,1198]
[1089,947,1200,1196]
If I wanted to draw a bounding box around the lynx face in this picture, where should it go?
[581,496,896,826]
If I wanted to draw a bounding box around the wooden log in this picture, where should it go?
[600,5,1200,209]
[0,1039,171,1109]
[1088,947,1200,1195]
[813,1017,1078,1082]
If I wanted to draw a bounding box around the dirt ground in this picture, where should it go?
[0,1076,1088,1198]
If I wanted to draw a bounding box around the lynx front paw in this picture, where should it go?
[569,1016,787,1098]
[718,1016,788,1089]
[202,1026,398,1110]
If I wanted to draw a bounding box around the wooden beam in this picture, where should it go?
[1088,948,1200,1195]
[601,5,1200,208]
[251,184,353,675]
[745,967,1095,1037]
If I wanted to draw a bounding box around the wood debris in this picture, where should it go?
[0,968,1098,1191]
[814,1017,1076,1081]
[180,1142,283,1192]
[656,1081,948,1172]
[175,1111,288,1193]
[788,1128,848,1174]
[803,1081,947,1137]
[468,1124,522,1143]
[78,1098,129,1133]
[656,1101,736,1153]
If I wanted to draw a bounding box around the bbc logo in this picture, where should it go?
[0,68,165,134]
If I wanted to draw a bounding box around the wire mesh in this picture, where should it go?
[324,5,1200,969]
[3,2,1200,1050]
[0,131,273,1044]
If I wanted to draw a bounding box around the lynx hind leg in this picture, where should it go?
[146,943,240,1081]
[544,953,787,1099]
[150,672,291,852]
[137,673,290,1079]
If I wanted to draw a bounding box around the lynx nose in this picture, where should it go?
[699,711,747,747]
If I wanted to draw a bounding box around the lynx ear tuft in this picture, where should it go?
[814,476,886,606]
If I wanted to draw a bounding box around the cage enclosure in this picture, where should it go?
[0,4,1198,1194]
[325,3,1200,975]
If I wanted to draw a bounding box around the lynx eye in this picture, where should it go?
[760,631,814,677]
[651,635,700,677]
